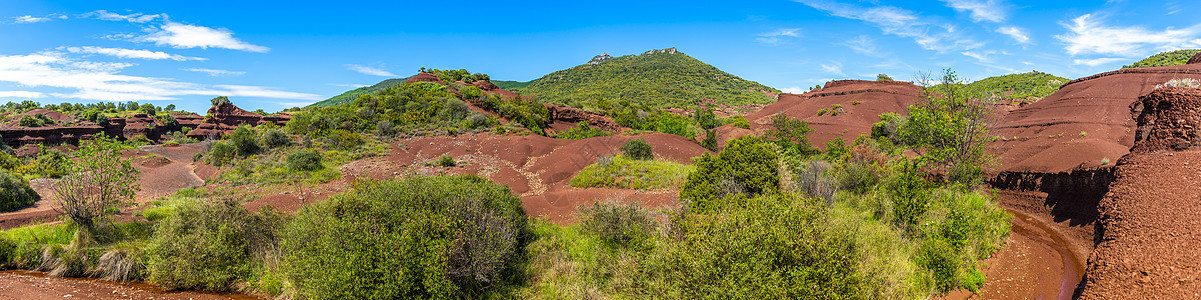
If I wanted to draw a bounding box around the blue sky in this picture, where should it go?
[1,0,1199,113]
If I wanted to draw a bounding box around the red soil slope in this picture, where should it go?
[1076,87,1201,299]
[715,80,923,147]
[992,64,1201,173]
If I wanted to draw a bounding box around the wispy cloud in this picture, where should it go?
[756,28,802,45]
[941,0,1007,23]
[779,86,807,94]
[961,50,997,62]
[794,0,980,52]
[65,46,206,61]
[1055,14,1201,56]
[842,35,881,56]
[820,62,844,76]
[13,15,51,24]
[183,68,245,76]
[329,83,370,88]
[0,91,47,98]
[0,52,318,101]
[82,10,165,23]
[347,64,397,77]
[1073,57,1126,66]
[996,26,1030,44]
[139,22,270,52]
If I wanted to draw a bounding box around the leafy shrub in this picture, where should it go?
[700,129,718,151]
[620,138,653,160]
[791,160,837,204]
[728,116,750,129]
[877,73,892,81]
[766,114,818,156]
[0,151,19,170]
[285,149,323,171]
[260,129,291,149]
[325,129,363,151]
[19,115,43,127]
[680,136,779,213]
[281,175,527,299]
[556,122,609,140]
[206,142,237,166]
[228,125,260,156]
[0,169,37,211]
[434,155,456,167]
[578,200,654,248]
[30,148,70,178]
[145,199,282,291]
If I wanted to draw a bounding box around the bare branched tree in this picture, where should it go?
[52,135,139,233]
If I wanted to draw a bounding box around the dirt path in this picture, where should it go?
[0,270,257,299]
[944,209,1085,300]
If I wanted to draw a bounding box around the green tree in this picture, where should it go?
[228,125,260,156]
[899,69,997,184]
[680,136,779,213]
[877,74,893,81]
[620,138,654,160]
[51,135,140,234]
[700,129,718,151]
[0,169,37,212]
[765,114,818,156]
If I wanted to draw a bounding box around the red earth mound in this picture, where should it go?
[1076,87,1201,299]
[186,102,289,140]
[1188,52,1201,65]
[991,64,1201,173]
[544,105,623,134]
[715,79,923,147]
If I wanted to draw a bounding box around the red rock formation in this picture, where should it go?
[185,102,290,140]
[1188,52,1201,65]
[544,105,622,134]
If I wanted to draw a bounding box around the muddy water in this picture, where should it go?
[0,270,260,300]
[944,209,1086,300]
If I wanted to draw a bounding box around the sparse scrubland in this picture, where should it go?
[0,68,1010,299]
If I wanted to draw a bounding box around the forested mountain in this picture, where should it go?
[963,71,1068,100]
[1122,49,1201,69]
[520,48,780,109]
[310,78,409,107]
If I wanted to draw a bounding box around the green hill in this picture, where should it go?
[963,71,1068,100]
[1122,49,1201,69]
[519,48,780,109]
[310,77,409,107]
[493,80,531,91]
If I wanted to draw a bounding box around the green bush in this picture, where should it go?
[700,129,718,152]
[578,200,654,249]
[281,175,527,299]
[556,122,609,140]
[728,116,750,129]
[206,142,237,166]
[260,129,291,149]
[680,136,779,213]
[434,155,456,167]
[0,151,17,170]
[285,149,324,171]
[31,148,70,178]
[325,129,364,151]
[620,138,653,160]
[145,199,281,291]
[19,115,43,127]
[228,125,260,156]
[0,169,37,212]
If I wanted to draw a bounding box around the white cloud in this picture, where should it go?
[756,28,801,45]
[0,52,317,102]
[83,10,165,23]
[1073,57,1126,66]
[779,86,806,94]
[996,26,1030,44]
[941,0,1007,23]
[795,0,980,52]
[13,15,51,23]
[1056,14,1201,56]
[820,62,844,76]
[0,91,46,98]
[347,64,397,77]
[330,83,370,88]
[961,50,996,62]
[843,35,881,55]
[65,46,206,61]
[183,68,245,76]
[140,22,270,53]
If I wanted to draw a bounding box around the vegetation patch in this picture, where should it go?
[571,155,694,190]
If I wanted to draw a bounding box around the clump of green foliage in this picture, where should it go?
[727,115,750,129]
[571,155,694,190]
[901,69,998,184]
[434,154,457,167]
[877,73,893,81]
[285,149,323,171]
[954,71,1069,101]
[522,49,779,109]
[0,169,37,211]
[280,175,527,299]
[260,129,291,149]
[680,136,779,213]
[1123,49,1201,69]
[555,122,609,139]
[619,138,653,160]
[700,129,718,151]
[145,199,283,291]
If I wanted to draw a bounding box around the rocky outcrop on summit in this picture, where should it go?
[587,53,613,65]
[186,102,289,139]
[643,47,678,55]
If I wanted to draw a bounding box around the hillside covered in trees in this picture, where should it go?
[1122,49,1201,69]
[310,78,410,107]
[961,71,1068,100]
[520,48,780,109]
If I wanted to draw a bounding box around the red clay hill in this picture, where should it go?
[715,79,924,148]
[186,101,289,140]
[1076,87,1201,298]
[0,109,204,155]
